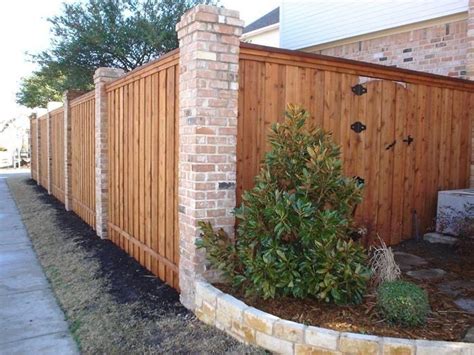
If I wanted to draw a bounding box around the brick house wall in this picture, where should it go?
[309,18,469,79]
[304,5,474,188]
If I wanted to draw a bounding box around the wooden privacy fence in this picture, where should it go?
[237,43,474,245]
[25,4,474,310]
[28,33,474,294]
[70,91,96,229]
[38,114,49,189]
[106,50,180,289]
[50,107,65,203]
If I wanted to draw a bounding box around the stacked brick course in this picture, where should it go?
[93,68,124,238]
[176,5,243,309]
[314,19,469,79]
[467,0,474,78]
[311,7,474,188]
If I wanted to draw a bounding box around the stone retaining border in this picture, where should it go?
[194,280,474,355]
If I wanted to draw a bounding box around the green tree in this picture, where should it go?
[16,68,65,109]
[17,0,215,108]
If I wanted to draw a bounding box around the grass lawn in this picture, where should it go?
[7,176,261,354]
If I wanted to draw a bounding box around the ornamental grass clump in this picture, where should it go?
[197,105,370,304]
[370,235,401,286]
[377,280,430,327]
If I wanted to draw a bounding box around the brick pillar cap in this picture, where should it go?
[176,4,243,32]
[93,67,125,81]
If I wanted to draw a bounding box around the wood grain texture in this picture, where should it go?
[50,108,65,203]
[30,119,38,181]
[70,93,96,229]
[107,56,179,289]
[38,115,49,189]
[238,46,474,245]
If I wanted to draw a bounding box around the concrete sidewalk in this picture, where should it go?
[0,171,78,355]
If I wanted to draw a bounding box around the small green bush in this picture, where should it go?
[377,280,430,327]
[197,105,370,304]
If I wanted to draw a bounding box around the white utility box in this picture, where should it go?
[436,189,474,237]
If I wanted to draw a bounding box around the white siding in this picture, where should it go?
[280,0,468,50]
[241,26,280,47]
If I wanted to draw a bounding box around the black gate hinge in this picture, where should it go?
[351,121,366,133]
[385,140,396,150]
[352,84,367,96]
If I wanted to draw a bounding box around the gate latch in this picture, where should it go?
[351,84,367,96]
[351,121,366,133]
[385,140,396,150]
[403,135,414,145]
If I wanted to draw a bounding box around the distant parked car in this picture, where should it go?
[0,151,10,168]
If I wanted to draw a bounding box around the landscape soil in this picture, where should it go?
[217,239,474,341]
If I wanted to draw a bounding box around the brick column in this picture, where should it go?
[176,5,243,310]
[94,68,124,238]
[63,91,85,211]
[468,0,474,187]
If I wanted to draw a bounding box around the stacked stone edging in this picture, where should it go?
[194,280,474,354]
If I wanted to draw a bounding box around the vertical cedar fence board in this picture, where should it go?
[105,49,180,290]
[38,114,49,189]
[237,43,474,246]
[70,91,96,229]
[30,118,38,181]
[50,107,65,203]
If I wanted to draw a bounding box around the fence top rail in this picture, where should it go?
[106,48,179,92]
[70,90,95,107]
[49,106,64,116]
[38,113,48,121]
[240,42,474,92]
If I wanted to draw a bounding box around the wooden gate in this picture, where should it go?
[237,44,474,245]
[106,50,180,289]
[317,78,473,245]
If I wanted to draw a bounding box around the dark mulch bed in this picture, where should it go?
[24,178,182,313]
[216,239,474,341]
[9,177,260,354]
